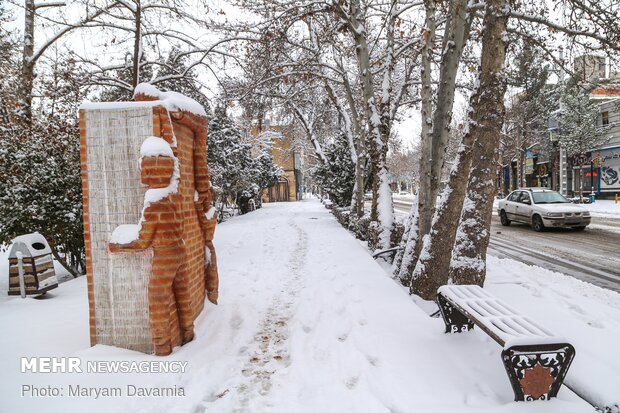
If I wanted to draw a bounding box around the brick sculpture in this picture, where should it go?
[109,139,194,355]
[79,84,219,355]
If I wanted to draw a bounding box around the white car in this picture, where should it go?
[497,188,591,231]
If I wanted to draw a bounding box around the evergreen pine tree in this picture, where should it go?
[556,78,611,199]
[313,134,355,207]
[0,113,83,276]
[155,48,211,113]
[207,105,256,206]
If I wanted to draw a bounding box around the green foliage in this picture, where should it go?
[0,39,84,273]
[313,134,355,207]
[207,105,281,214]
[0,117,83,268]
[556,80,611,157]
[507,40,560,151]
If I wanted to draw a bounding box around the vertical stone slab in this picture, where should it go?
[81,106,155,353]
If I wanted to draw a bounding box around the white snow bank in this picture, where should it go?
[583,199,620,218]
[109,224,140,244]
[140,136,174,158]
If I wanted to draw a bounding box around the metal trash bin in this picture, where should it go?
[7,233,58,297]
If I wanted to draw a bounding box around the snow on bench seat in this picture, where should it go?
[437,285,567,348]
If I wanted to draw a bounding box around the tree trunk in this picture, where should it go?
[397,0,470,283]
[20,0,35,120]
[428,0,471,206]
[449,140,505,285]
[48,241,80,278]
[351,154,365,218]
[519,141,526,187]
[414,0,436,259]
[341,75,366,218]
[392,200,419,285]
[410,0,510,300]
[578,166,583,202]
[324,81,364,218]
[397,0,435,284]
[349,0,393,249]
[132,0,142,89]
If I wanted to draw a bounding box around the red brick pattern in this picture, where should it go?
[79,110,97,346]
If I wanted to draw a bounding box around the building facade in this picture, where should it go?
[251,126,301,203]
[550,87,620,198]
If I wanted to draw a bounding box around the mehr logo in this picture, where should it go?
[21,357,82,373]
[21,357,189,373]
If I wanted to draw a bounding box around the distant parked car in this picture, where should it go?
[497,188,591,231]
[364,192,372,201]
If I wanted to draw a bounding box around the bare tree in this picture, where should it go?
[14,0,120,119]
[395,0,472,284]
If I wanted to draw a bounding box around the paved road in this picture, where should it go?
[389,200,620,293]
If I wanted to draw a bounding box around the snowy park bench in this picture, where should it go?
[436,285,575,402]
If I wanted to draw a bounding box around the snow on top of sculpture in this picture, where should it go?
[141,137,180,206]
[140,136,175,158]
[133,83,207,117]
[79,83,207,118]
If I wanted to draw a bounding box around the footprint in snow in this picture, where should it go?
[366,354,380,367]
[587,319,605,328]
[566,301,586,315]
[345,376,359,389]
[335,302,348,315]
[230,313,243,330]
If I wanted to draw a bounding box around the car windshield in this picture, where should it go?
[532,191,570,204]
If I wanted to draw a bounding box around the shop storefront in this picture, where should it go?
[569,153,598,196]
[525,152,537,187]
[594,146,620,198]
[536,162,551,188]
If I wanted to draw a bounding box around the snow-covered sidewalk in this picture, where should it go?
[582,199,620,218]
[1,199,618,412]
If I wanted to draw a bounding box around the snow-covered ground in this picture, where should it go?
[1,199,618,412]
[582,199,620,218]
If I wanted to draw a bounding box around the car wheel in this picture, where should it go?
[500,210,511,226]
[574,226,586,231]
[532,215,545,232]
